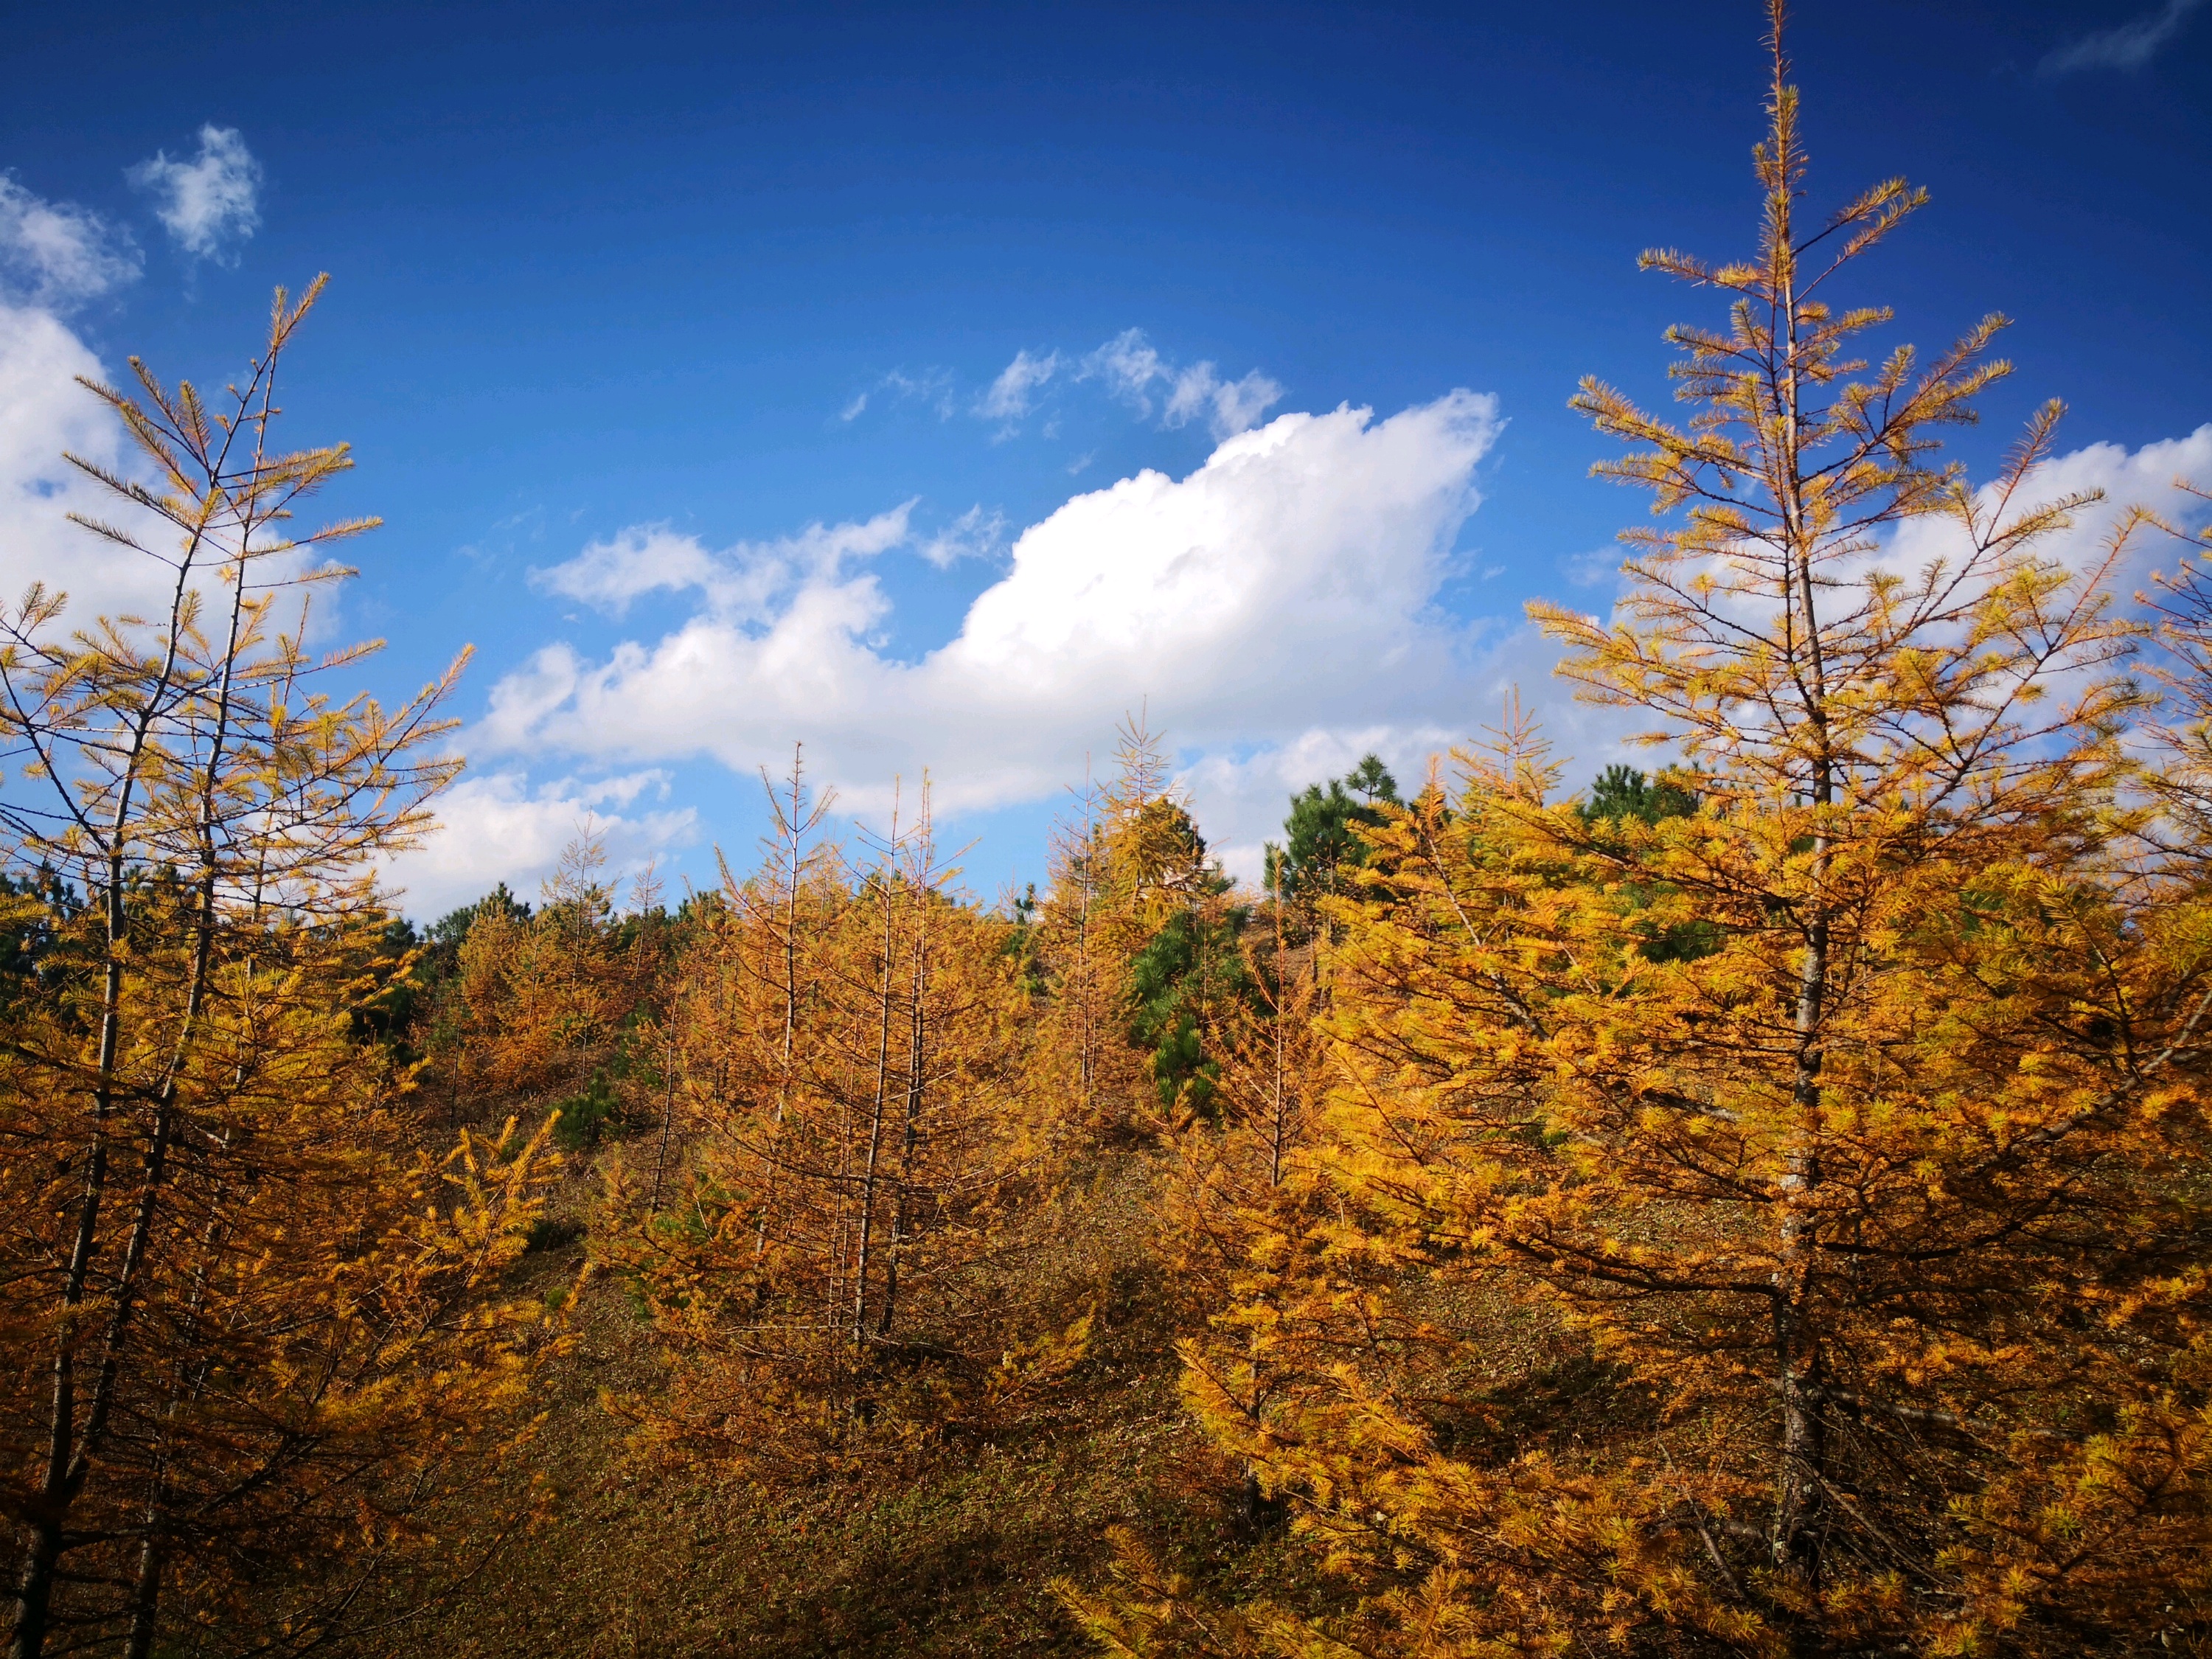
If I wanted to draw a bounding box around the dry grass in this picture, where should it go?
[364,1146,1292,1658]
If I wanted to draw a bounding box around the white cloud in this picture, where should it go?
[479,403,2212,883]
[0,164,373,649]
[1555,428,2212,664]
[1166,362,1286,440]
[530,525,723,616]
[1534,426,2212,802]
[380,768,700,919]
[855,330,1284,445]
[0,302,180,624]
[1079,328,1283,439]
[2041,0,2202,73]
[529,503,916,619]
[841,367,956,423]
[1083,329,1167,411]
[0,176,139,310]
[0,177,167,624]
[479,392,1524,869]
[975,349,1062,426]
[917,504,1006,569]
[126,125,262,260]
[1879,425,2212,597]
[2023,425,2212,540]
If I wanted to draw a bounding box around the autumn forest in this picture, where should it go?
[7,13,2212,1658]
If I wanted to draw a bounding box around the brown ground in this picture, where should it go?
[372,1149,1298,1659]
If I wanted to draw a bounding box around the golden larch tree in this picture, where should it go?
[1075,10,2212,1655]
[0,282,558,1658]
[607,778,1054,1470]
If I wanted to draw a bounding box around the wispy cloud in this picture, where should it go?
[456,504,552,570]
[0,175,139,310]
[1562,547,1628,588]
[1166,361,1284,439]
[849,330,1287,445]
[974,348,1062,429]
[1080,328,1284,439]
[2041,0,2203,74]
[126,125,262,260]
[963,327,1287,442]
[917,504,1007,569]
[840,367,955,423]
[1082,329,1169,413]
[528,504,917,621]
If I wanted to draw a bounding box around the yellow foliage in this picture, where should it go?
[0,283,556,1655]
[1093,11,2212,1654]
[602,776,1054,1473]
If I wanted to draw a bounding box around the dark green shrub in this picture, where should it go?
[549,1073,619,1152]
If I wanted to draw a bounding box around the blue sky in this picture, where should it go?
[4,0,2209,914]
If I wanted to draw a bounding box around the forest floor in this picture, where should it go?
[382,1147,1304,1658]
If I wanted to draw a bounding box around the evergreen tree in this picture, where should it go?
[1263,754,1400,905]
[1579,761,1697,826]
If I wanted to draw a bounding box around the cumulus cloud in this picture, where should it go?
[476,401,2212,882]
[2041,0,2203,73]
[2014,425,2212,546]
[1531,425,2212,792]
[126,125,262,259]
[0,176,139,310]
[479,392,1523,872]
[1864,425,2212,605]
[0,302,183,624]
[0,175,163,620]
[380,768,699,919]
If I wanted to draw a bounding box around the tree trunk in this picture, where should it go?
[1768,165,1832,1601]
[850,874,899,1351]
[122,1533,161,1659]
[879,900,930,1340]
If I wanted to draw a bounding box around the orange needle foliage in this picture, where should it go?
[1071,10,2212,1655]
[0,284,559,1658]
[438,828,661,1113]
[603,773,1066,1471]
[1032,715,1213,1140]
